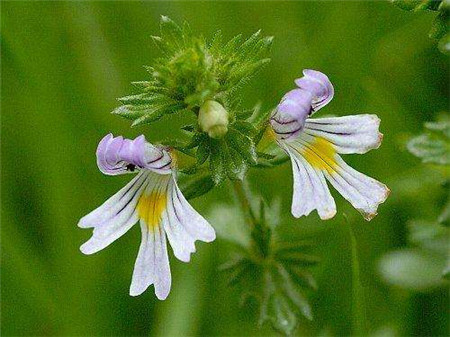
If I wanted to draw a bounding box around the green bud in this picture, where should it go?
[198,100,229,139]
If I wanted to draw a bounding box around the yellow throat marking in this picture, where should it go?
[137,191,167,230]
[301,137,337,173]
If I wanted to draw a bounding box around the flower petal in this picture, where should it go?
[294,69,334,112]
[284,145,336,220]
[286,135,389,220]
[163,178,216,262]
[304,115,383,154]
[79,171,151,254]
[97,133,172,176]
[153,225,171,300]
[129,220,171,299]
[324,156,390,221]
[270,89,313,139]
[171,178,216,243]
[129,220,156,296]
[78,172,147,228]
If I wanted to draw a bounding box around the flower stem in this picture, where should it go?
[345,219,367,336]
[232,180,256,228]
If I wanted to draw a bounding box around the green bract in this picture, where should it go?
[113,16,275,186]
[215,199,318,336]
[407,117,450,165]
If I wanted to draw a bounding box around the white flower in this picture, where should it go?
[78,134,216,299]
[270,70,390,221]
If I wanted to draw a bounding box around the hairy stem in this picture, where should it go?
[232,180,256,228]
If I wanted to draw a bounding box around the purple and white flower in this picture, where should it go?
[270,69,390,221]
[78,134,216,300]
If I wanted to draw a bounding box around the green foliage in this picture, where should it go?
[113,16,272,126]
[392,0,450,54]
[379,153,450,291]
[217,200,318,336]
[391,0,442,11]
[407,117,450,165]
[112,16,274,190]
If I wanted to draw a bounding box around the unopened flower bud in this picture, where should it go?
[198,100,229,139]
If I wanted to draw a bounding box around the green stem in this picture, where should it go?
[232,180,256,228]
[345,220,367,336]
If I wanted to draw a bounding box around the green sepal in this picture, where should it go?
[232,120,257,137]
[209,139,226,185]
[226,128,257,165]
[159,15,183,51]
[181,124,196,133]
[196,137,211,165]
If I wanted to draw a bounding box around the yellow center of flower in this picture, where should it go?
[137,191,167,230]
[301,137,337,173]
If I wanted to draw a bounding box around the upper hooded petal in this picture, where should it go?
[270,89,313,140]
[294,69,334,113]
[303,115,383,154]
[96,134,172,176]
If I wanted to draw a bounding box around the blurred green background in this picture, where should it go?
[2,1,449,336]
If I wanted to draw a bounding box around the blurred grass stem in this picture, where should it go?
[344,219,367,336]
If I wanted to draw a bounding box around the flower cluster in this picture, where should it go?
[78,18,389,304]
[79,134,215,299]
[270,70,390,221]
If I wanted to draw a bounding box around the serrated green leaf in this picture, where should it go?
[117,93,166,105]
[276,252,321,266]
[226,129,257,165]
[111,104,149,120]
[181,124,196,133]
[150,35,170,55]
[232,120,257,137]
[223,34,243,55]
[160,15,183,50]
[223,141,247,180]
[196,138,211,165]
[131,81,152,90]
[276,264,313,321]
[236,108,255,120]
[407,133,450,165]
[266,292,298,336]
[209,30,223,53]
[185,132,206,149]
[284,266,318,291]
[425,118,450,137]
[209,140,225,185]
[130,102,185,126]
